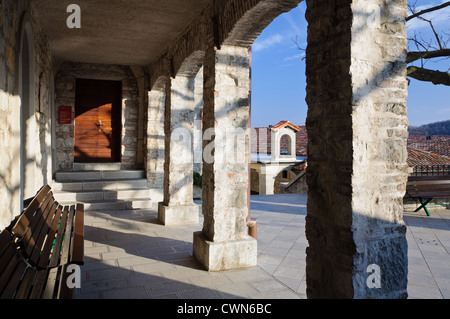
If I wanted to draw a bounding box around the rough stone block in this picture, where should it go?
[193,231,257,272]
[158,202,200,226]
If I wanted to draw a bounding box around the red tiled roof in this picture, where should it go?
[407,147,450,166]
[408,136,450,157]
[252,126,450,167]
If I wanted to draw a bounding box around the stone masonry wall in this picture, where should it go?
[0,0,54,228]
[305,0,409,298]
[201,45,251,243]
[147,77,167,192]
[350,0,409,299]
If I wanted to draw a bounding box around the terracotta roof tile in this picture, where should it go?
[407,147,450,166]
[252,127,450,167]
[408,136,450,157]
[270,121,302,132]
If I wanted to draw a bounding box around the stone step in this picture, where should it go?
[52,165,156,211]
[52,178,148,192]
[54,198,157,211]
[53,188,152,202]
[55,170,145,182]
[73,162,122,171]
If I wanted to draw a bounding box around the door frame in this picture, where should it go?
[54,63,140,171]
[74,78,122,163]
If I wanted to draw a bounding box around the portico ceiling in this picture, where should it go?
[32,0,211,66]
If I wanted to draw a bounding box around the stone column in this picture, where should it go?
[158,76,200,225]
[193,45,257,271]
[305,0,409,298]
[147,82,166,203]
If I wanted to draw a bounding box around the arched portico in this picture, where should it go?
[162,0,408,298]
[0,0,411,299]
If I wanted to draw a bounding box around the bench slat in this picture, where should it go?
[29,269,48,299]
[49,206,69,268]
[12,185,52,238]
[0,230,13,257]
[407,179,450,185]
[1,260,27,299]
[0,244,18,293]
[407,193,450,199]
[60,206,75,266]
[0,253,20,297]
[71,203,84,265]
[22,192,54,257]
[38,206,63,269]
[30,201,58,267]
[14,267,37,299]
[407,189,450,195]
[407,183,450,189]
[42,267,58,299]
[58,264,75,299]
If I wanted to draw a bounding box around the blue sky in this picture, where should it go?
[251,1,449,128]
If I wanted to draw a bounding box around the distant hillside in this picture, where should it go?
[409,120,450,136]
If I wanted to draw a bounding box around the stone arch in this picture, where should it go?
[18,12,37,206]
[217,0,303,47]
[280,134,293,156]
[176,51,205,78]
[274,167,297,194]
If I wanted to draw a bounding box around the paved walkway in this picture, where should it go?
[75,194,450,299]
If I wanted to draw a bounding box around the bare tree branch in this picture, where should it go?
[406,1,450,21]
[407,66,450,86]
[407,49,450,64]
[405,1,449,86]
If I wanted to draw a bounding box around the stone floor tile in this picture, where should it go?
[250,278,288,293]
[257,253,284,266]
[258,287,302,299]
[74,197,450,300]
[146,280,197,298]
[188,273,233,289]
[223,267,273,284]
[407,284,443,299]
[273,265,305,280]
[216,282,261,299]
[100,286,148,299]
[81,277,130,294]
[179,287,223,299]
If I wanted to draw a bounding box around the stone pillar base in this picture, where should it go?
[158,202,200,225]
[193,231,257,272]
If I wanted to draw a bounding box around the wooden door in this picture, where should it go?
[74,79,122,163]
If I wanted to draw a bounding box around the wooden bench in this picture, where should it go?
[406,175,450,216]
[0,185,84,299]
